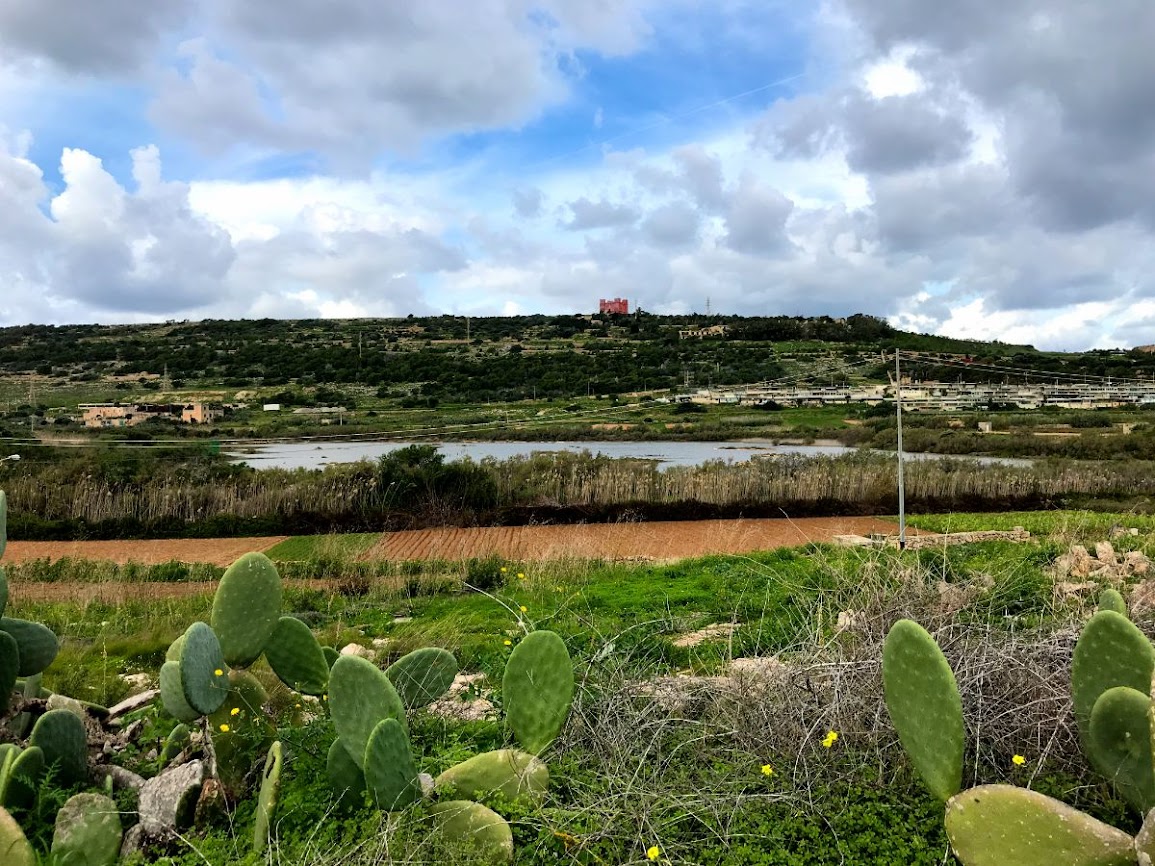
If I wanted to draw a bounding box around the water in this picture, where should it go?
[226,439,1030,471]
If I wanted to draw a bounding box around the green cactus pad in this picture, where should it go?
[1099,588,1129,616]
[165,634,186,663]
[329,655,406,768]
[502,631,574,755]
[159,661,201,723]
[326,738,366,810]
[178,622,230,715]
[211,552,283,667]
[208,671,274,798]
[363,718,421,811]
[1,747,42,810]
[51,792,123,866]
[385,647,458,709]
[945,784,1135,866]
[265,616,329,696]
[0,630,18,715]
[1073,610,1155,749]
[30,708,88,786]
[427,800,514,865]
[0,804,34,866]
[0,617,58,676]
[253,741,283,856]
[0,490,7,561]
[1137,807,1155,866]
[435,749,549,806]
[1089,686,1155,812]
[160,724,191,770]
[882,619,964,802]
[322,646,340,669]
[0,568,7,621]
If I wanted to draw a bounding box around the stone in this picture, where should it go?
[108,689,159,721]
[120,673,153,691]
[1095,541,1119,566]
[119,824,147,860]
[729,656,789,687]
[672,623,738,648]
[138,759,205,836]
[1055,581,1097,599]
[418,772,435,798]
[1067,545,1095,577]
[427,673,497,722]
[339,643,375,660]
[93,764,146,792]
[1131,579,1155,618]
[1126,551,1152,576]
[46,694,87,720]
[835,610,862,632]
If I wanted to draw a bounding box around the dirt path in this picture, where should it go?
[2,536,287,566]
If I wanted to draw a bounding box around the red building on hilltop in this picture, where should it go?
[599,297,630,315]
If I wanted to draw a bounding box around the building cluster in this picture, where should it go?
[598,298,630,315]
[79,402,223,428]
[675,381,1155,411]
[678,324,727,339]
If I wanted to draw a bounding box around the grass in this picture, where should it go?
[1,519,1141,864]
[907,509,1155,548]
[264,533,381,561]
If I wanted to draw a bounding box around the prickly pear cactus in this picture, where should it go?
[51,792,123,866]
[1089,686,1155,812]
[211,552,283,667]
[502,631,574,755]
[159,661,200,724]
[1073,610,1155,750]
[265,616,330,696]
[328,655,406,768]
[427,800,514,865]
[0,617,59,676]
[1137,807,1155,865]
[30,708,87,786]
[207,671,273,798]
[435,749,549,806]
[253,741,283,856]
[0,631,18,715]
[178,622,229,716]
[944,784,1135,866]
[159,724,190,770]
[326,739,366,810]
[0,746,42,810]
[322,646,340,669]
[385,647,457,709]
[881,619,964,802]
[0,804,34,866]
[363,718,421,811]
[1099,588,1129,616]
[0,568,7,621]
[0,490,7,561]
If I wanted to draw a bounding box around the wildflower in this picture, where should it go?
[646,845,660,861]
[503,639,512,647]
[517,572,526,580]
[761,764,773,777]
[214,669,224,677]
[500,567,508,573]
[230,707,240,716]
[519,605,528,613]
[219,724,230,733]
[1012,754,1026,766]
[821,730,839,749]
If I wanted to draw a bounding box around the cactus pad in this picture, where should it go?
[945,784,1135,866]
[435,749,549,806]
[1089,685,1155,812]
[0,490,6,561]
[0,631,18,715]
[427,800,514,865]
[326,738,366,810]
[165,633,185,663]
[385,647,458,709]
[159,661,201,723]
[30,708,88,786]
[160,724,190,770]
[0,617,58,676]
[328,655,406,768]
[1137,807,1155,866]
[211,552,283,667]
[178,622,229,715]
[1073,610,1155,750]
[0,804,34,866]
[0,567,7,620]
[322,646,340,669]
[882,619,964,802]
[363,718,421,810]
[51,792,123,866]
[1099,588,1129,616]
[502,631,574,754]
[253,741,283,856]
[265,616,330,696]
[208,671,274,797]
[0,746,42,810]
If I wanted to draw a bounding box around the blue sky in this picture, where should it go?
[1,0,1154,350]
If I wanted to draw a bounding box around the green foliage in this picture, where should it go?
[502,631,574,754]
[0,745,41,811]
[0,630,18,715]
[0,490,6,561]
[385,647,457,709]
[178,621,229,715]
[0,617,59,676]
[881,619,964,802]
[944,785,1135,866]
[328,655,406,769]
[1072,611,1155,751]
[50,792,123,866]
[325,739,365,811]
[265,616,330,696]
[208,671,274,798]
[29,709,87,787]
[211,552,283,667]
[363,719,421,811]
[253,741,283,856]
[1088,686,1155,813]
[159,723,190,770]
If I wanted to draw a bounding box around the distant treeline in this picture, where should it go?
[1,444,1151,540]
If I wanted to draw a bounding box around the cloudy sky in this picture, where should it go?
[1,1,1153,350]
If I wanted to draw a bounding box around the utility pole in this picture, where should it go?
[896,348,906,550]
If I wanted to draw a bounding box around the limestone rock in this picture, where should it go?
[138,759,205,836]
[108,690,159,721]
[1095,541,1119,566]
[339,643,375,660]
[427,673,497,722]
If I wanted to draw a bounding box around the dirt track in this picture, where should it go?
[3,518,903,567]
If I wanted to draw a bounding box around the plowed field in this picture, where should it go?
[363,517,906,562]
[2,536,287,566]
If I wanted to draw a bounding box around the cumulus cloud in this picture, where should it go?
[563,197,640,230]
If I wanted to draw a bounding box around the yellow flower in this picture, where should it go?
[821,730,839,748]
[500,567,507,573]
[214,669,224,677]
[646,845,660,861]
[761,764,773,777]
[230,707,240,716]
[519,605,528,613]
[517,572,526,580]
[1012,754,1026,766]
[503,639,512,646]
[219,724,230,733]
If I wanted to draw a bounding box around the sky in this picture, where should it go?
[0,1,1153,350]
